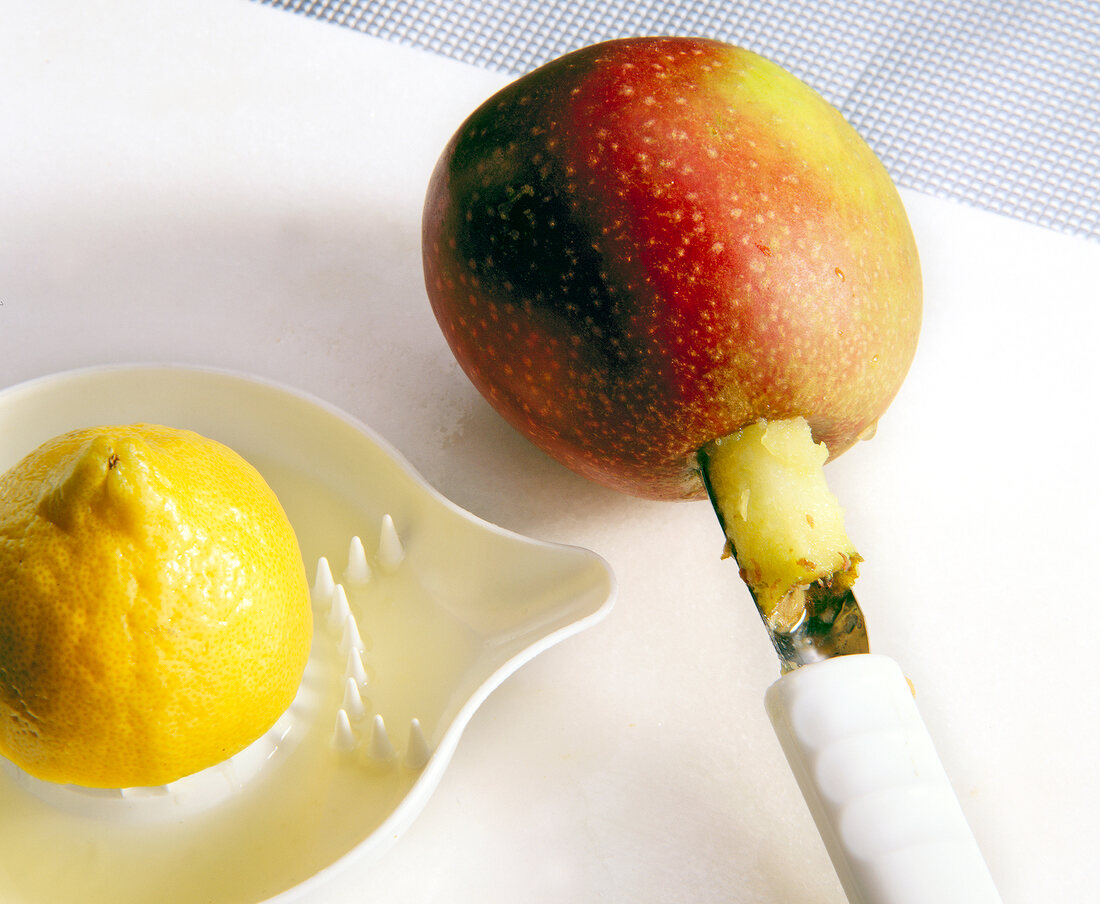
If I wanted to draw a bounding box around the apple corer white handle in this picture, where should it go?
[764,654,1002,904]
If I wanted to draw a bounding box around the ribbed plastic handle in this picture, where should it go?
[764,654,1002,904]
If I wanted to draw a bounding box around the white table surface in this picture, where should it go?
[2,2,1098,902]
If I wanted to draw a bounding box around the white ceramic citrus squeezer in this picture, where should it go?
[0,364,615,904]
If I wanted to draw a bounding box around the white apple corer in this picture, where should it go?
[740,577,1003,904]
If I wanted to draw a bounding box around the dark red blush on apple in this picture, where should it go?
[424,37,921,501]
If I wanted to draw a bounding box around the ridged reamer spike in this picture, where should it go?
[327,584,351,634]
[338,614,366,657]
[377,514,405,572]
[311,556,335,608]
[332,709,357,751]
[341,677,366,721]
[405,719,431,770]
[345,536,371,586]
[366,714,395,762]
[345,647,368,688]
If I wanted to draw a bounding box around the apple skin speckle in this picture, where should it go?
[423,37,921,501]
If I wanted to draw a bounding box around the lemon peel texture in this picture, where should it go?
[0,424,312,789]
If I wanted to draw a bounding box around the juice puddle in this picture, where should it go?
[0,458,481,904]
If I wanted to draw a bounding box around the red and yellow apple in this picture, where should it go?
[422,37,921,611]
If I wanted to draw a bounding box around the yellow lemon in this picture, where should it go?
[0,424,313,789]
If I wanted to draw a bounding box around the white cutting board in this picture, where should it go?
[1,1,1098,902]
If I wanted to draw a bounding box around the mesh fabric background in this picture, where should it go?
[259,0,1100,242]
